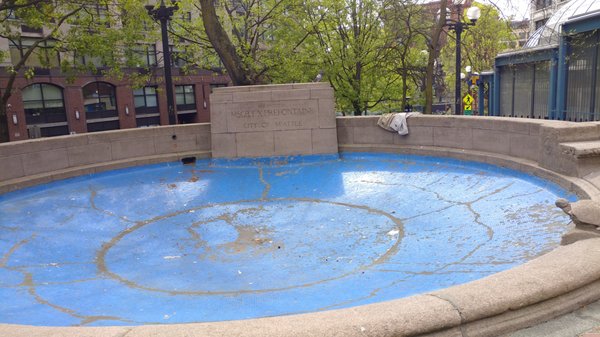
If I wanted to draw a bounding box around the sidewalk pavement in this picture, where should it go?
[505,301,600,337]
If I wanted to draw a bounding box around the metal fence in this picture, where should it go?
[565,30,600,122]
[498,61,551,119]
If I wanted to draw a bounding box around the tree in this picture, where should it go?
[0,0,150,143]
[422,0,447,114]
[194,0,312,85]
[382,0,429,109]
[303,0,402,115]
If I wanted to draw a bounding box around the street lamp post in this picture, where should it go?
[442,1,480,115]
[146,0,178,125]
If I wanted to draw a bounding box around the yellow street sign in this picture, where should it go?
[463,94,474,105]
[464,104,472,111]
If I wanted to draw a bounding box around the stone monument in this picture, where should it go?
[209,83,338,158]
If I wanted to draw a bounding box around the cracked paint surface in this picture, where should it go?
[0,152,576,326]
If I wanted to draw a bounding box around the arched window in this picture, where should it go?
[22,83,68,138]
[83,82,120,132]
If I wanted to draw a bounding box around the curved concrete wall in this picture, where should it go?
[1,116,600,337]
[0,123,211,194]
[338,115,600,199]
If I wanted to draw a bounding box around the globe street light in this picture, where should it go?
[146,0,178,125]
[441,1,480,115]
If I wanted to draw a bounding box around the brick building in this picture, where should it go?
[1,5,230,142]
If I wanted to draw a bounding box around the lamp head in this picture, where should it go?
[465,65,472,73]
[466,6,481,23]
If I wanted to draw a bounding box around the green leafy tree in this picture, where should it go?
[195,0,316,85]
[304,0,402,115]
[382,0,430,109]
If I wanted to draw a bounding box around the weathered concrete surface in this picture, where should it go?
[506,300,600,337]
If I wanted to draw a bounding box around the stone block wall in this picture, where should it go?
[0,124,211,193]
[337,115,600,179]
[210,83,337,158]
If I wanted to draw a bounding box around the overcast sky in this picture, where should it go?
[480,0,531,20]
[420,0,532,20]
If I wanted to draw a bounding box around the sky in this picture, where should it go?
[421,0,533,21]
[480,0,531,20]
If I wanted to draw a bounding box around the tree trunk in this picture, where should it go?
[199,0,254,85]
[401,68,408,110]
[352,100,362,116]
[424,0,447,114]
[0,72,17,143]
[0,104,8,143]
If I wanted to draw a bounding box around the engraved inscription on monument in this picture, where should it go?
[227,100,318,132]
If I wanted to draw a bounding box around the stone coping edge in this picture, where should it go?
[2,144,600,337]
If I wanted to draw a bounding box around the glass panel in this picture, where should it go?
[100,96,116,110]
[44,99,64,108]
[513,64,533,118]
[499,66,513,116]
[148,45,156,66]
[134,96,146,108]
[23,101,43,109]
[83,83,98,99]
[176,93,185,105]
[566,32,595,121]
[25,50,44,67]
[145,87,156,95]
[97,82,115,96]
[41,84,62,100]
[22,84,42,101]
[146,94,157,107]
[533,61,550,119]
[185,91,195,105]
[21,38,37,47]
[9,46,21,64]
[133,88,144,96]
[45,48,60,68]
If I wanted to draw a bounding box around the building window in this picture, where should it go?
[83,82,120,132]
[9,38,60,68]
[129,44,157,67]
[175,85,196,110]
[181,12,192,22]
[535,19,548,30]
[170,45,188,68]
[86,4,109,20]
[535,0,553,10]
[134,86,159,115]
[22,83,69,137]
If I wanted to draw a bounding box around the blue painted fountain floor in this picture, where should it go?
[0,153,576,326]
